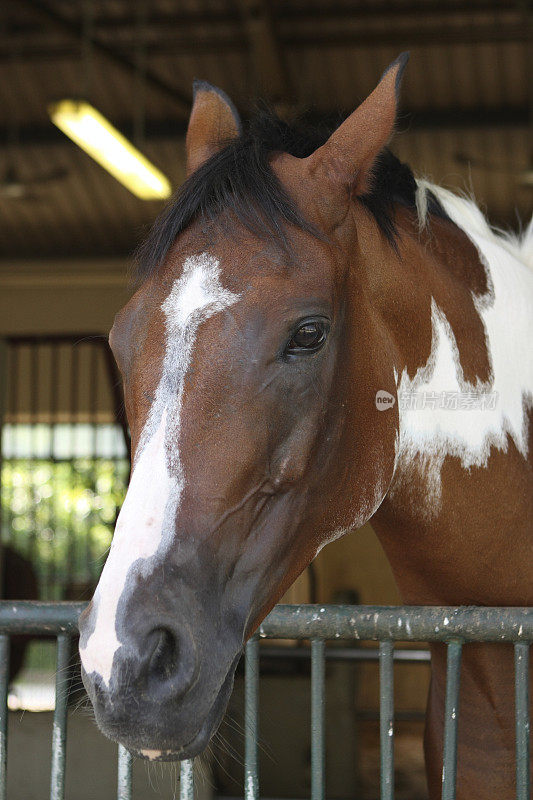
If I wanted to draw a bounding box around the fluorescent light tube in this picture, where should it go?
[49,99,172,200]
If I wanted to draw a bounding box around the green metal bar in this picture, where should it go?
[244,637,259,800]
[180,759,194,800]
[50,634,70,800]
[257,644,430,662]
[0,600,529,800]
[311,638,325,800]
[117,745,133,800]
[441,641,462,800]
[514,642,530,800]
[258,605,533,642]
[0,603,533,643]
[0,636,10,800]
[379,640,394,800]
[0,602,84,634]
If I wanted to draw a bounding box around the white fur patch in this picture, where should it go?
[394,186,533,514]
[140,748,173,761]
[80,254,240,685]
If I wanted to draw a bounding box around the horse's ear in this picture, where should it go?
[185,81,242,176]
[305,53,409,197]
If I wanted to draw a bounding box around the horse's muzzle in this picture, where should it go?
[79,606,239,758]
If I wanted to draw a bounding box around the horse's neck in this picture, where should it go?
[372,197,533,605]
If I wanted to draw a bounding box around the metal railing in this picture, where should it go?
[0,602,530,800]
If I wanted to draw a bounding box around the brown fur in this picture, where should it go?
[105,56,532,795]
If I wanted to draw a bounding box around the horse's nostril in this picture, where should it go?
[140,624,197,700]
[147,627,179,682]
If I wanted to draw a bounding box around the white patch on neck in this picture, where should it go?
[80,253,240,686]
[394,194,533,515]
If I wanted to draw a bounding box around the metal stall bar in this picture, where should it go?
[0,636,10,800]
[0,602,530,800]
[514,642,530,800]
[311,638,326,800]
[66,342,79,589]
[28,343,39,569]
[0,606,81,799]
[48,343,59,598]
[379,640,394,800]
[3,334,131,601]
[441,640,462,800]
[50,633,71,800]
[180,759,194,800]
[0,602,524,644]
[3,341,18,550]
[258,605,533,642]
[87,344,99,585]
[245,637,259,800]
[0,602,84,633]
[258,644,430,663]
[117,745,133,800]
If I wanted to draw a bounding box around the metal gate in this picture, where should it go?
[0,334,130,600]
[0,602,529,800]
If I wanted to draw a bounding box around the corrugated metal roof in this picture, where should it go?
[0,0,530,259]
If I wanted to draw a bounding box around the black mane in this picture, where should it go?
[135,109,441,282]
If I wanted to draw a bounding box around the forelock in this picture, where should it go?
[133,107,449,283]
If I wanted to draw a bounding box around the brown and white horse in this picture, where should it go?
[79,55,533,798]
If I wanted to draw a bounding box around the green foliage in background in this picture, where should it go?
[1,457,129,600]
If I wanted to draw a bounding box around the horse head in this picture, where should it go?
[78,55,408,759]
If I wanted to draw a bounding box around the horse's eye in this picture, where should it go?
[285,319,329,356]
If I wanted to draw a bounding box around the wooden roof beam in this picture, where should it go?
[237,0,292,110]
[1,107,528,149]
[20,0,191,116]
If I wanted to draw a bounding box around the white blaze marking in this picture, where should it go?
[394,186,533,514]
[80,253,239,685]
